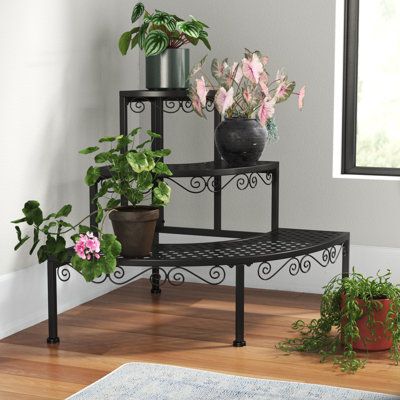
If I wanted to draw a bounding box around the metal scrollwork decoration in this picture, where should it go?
[129,101,146,113]
[57,265,71,282]
[166,173,272,194]
[257,244,344,281]
[160,265,226,286]
[163,100,193,113]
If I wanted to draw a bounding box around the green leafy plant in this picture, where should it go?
[119,2,210,57]
[277,270,400,373]
[12,128,172,282]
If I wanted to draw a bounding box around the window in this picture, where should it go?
[342,0,400,176]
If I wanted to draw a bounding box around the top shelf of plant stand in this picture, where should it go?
[120,89,216,102]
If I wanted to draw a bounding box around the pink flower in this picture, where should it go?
[73,232,101,261]
[258,99,275,127]
[86,237,100,253]
[195,76,208,106]
[74,240,86,260]
[242,53,264,84]
[215,87,234,115]
[298,85,306,110]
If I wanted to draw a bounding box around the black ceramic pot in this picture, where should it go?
[109,206,159,258]
[214,118,267,166]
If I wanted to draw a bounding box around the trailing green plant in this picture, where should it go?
[119,2,210,57]
[11,128,172,282]
[277,269,400,373]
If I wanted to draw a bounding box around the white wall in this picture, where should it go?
[0,0,139,338]
[139,0,400,289]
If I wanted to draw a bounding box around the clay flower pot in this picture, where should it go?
[109,206,159,258]
[341,294,393,351]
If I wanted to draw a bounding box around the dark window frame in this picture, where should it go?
[342,0,400,176]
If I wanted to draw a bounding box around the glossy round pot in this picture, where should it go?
[146,48,190,90]
[341,294,393,351]
[109,206,159,258]
[214,118,267,166]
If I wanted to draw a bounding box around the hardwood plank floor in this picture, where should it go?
[0,279,399,399]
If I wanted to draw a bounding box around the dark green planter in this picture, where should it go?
[146,48,190,90]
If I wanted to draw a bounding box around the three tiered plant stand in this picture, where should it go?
[47,90,350,347]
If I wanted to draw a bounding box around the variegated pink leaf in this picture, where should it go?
[242,87,252,104]
[196,76,208,106]
[215,87,234,115]
[242,53,264,84]
[258,99,275,126]
[298,85,306,110]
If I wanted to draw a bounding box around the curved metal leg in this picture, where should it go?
[233,264,246,347]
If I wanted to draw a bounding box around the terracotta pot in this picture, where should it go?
[109,206,159,258]
[341,293,393,351]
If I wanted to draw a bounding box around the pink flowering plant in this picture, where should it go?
[189,49,305,139]
[11,127,171,282]
[11,200,121,282]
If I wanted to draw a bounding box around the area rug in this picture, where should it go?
[67,362,399,400]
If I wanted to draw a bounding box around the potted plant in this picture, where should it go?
[119,2,211,90]
[82,128,172,257]
[189,49,305,166]
[11,128,172,281]
[277,270,400,373]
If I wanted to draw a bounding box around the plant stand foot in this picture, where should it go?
[150,267,162,295]
[47,336,60,344]
[233,340,246,347]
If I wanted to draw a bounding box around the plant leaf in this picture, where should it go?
[154,161,172,176]
[84,166,101,186]
[176,21,200,38]
[14,226,30,250]
[119,31,132,55]
[131,2,145,23]
[153,181,171,205]
[95,151,112,163]
[22,200,43,225]
[79,146,99,154]
[126,152,148,173]
[37,245,47,263]
[146,130,161,138]
[99,136,116,143]
[11,217,27,224]
[138,22,149,49]
[106,198,120,209]
[144,30,169,57]
[55,204,72,218]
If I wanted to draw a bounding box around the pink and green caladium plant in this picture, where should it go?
[189,49,305,135]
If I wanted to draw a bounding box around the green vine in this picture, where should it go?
[277,269,400,373]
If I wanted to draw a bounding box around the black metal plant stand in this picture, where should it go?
[46,90,350,347]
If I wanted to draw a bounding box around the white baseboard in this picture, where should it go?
[1,235,399,340]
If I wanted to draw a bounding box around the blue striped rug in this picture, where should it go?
[68,362,399,400]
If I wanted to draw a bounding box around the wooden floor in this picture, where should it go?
[0,279,399,399]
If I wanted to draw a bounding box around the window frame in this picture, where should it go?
[342,0,400,176]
